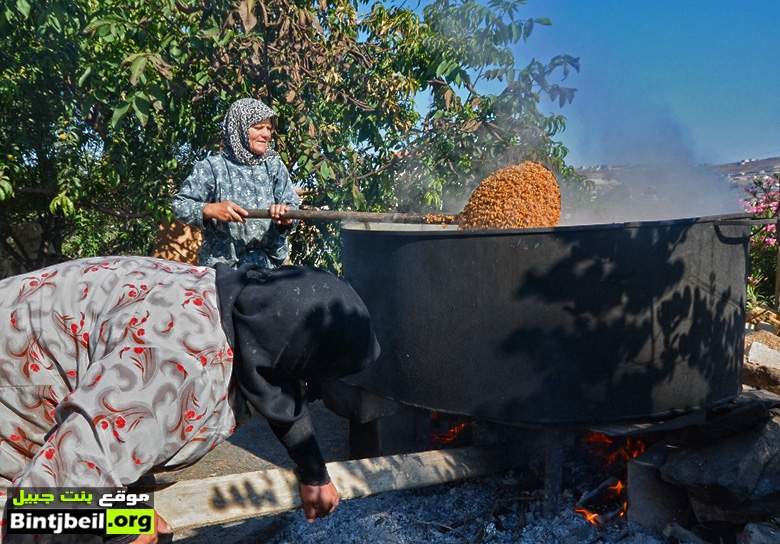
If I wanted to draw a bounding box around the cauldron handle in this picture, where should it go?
[711,216,776,247]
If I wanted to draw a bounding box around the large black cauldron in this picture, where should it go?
[341,215,750,425]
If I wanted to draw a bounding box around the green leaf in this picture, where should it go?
[77,67,92,87]
[194,71,209,85]
[46,12,62,32]
[535,17,552,25]
[49,193,75,215]
[435,59,449,77]
[111,101,131,128]
[446,60,459,77]
[15,0,30,18]
[200,27,220,39]
[133,94,151,126]
[319,161,333,180]
[129,55,147,86]
[0,176,13,200]
[147,86,165,111]
[453,70,462,86]
[523,19,534,40]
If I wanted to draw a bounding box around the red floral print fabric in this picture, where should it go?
[0,257,235,493]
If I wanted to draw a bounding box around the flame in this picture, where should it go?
[585,432,613,446]
[606,437,646,465]
[575,507,601,526]
[575,494,629,527]
[609,480,624,495]
[577,432,643,528]
[584,433,646,466]
[432,421,470,445]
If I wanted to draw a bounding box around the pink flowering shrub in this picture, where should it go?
[744,173,780,307]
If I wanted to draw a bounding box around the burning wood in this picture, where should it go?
[431,421,470,445]
[429,411,472,447]
[574,433,647,527]
[574,476,628,527]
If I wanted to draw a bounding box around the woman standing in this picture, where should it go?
[173,98,300,269]
[0,256,379,542]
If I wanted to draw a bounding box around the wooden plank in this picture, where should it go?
[748,306,780,330]
[154,446,513,531]
[0,447,514,530]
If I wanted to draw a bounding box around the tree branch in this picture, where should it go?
[4,228,34,270]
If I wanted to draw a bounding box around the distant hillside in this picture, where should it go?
[577,156,780,187]
[564,156,779,224]
[712,156,780,183]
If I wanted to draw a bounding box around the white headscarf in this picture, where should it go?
[222,98,277,165]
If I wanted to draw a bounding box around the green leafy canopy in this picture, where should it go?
[0,0,587,274]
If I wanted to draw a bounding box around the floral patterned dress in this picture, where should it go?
[0,256,236,493]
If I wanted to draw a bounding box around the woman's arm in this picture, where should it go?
[271,161,301,228]
[172,159,216,228]
[272,161,301,210]
[235,366,340,521]
[262,161,301,264]
[267,409,339,523]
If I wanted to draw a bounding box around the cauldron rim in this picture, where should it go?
[342,212,751,236]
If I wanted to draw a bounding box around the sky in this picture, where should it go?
[512,0,780,166]
[412,0,780,167]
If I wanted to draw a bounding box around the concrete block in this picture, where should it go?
[627,444,690,534]
[748,342,780,371]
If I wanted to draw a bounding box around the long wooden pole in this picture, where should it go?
[245,208,458,224]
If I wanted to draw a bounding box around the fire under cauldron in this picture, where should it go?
[338,214,750,428]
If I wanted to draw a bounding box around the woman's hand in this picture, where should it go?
[269,203,292,226]
[203,201,248,223]
[131,509,172,543]
[299,481,340,523]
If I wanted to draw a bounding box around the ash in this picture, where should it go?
[177,472,662,544]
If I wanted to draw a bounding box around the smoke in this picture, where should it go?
[561,104,744,225]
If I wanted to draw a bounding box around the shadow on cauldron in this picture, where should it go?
[340,216,749,426]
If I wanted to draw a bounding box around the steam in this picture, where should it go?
[394,7,747,225]
[559,100,744,225]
